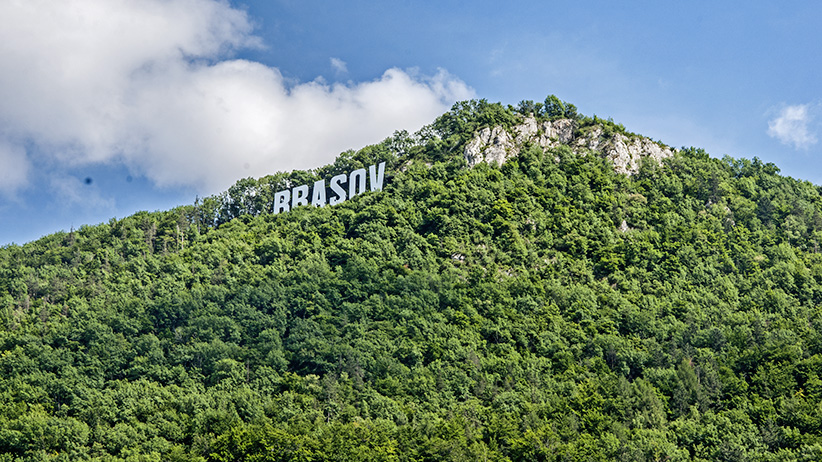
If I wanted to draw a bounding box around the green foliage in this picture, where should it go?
[432,99,521,156]
[543,94,578,120]
[3,97,822,460]
[514,95,579,121]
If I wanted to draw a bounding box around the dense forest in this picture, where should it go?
[4,97,822,461]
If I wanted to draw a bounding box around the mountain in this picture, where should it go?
[3,96,822,461]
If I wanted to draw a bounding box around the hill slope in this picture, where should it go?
[3,97,822,461]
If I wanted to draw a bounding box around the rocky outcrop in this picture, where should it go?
[464,118,574,167]
[464,116,674,175]
[464,126,514,167]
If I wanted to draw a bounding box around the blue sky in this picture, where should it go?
[1,1,820,245]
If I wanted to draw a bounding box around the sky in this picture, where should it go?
[1,1,821,245]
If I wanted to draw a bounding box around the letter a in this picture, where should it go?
[311,179,327,207]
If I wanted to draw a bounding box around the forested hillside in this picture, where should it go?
[4,97,822,461]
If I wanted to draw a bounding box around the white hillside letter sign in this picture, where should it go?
[271,161,387,214]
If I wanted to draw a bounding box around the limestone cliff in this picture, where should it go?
[464,116,674,175]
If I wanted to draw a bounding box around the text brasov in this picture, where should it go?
[273,162,386,214]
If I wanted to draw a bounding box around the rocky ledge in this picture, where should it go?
[464,116,674,175]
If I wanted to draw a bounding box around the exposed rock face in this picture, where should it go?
[464,126,513,167]
[464,116,674,175]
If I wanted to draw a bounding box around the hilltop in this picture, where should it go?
[2,96,822,461]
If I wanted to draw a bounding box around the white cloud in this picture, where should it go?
[124,63,472,190]
[767,104,818,149]
[0,140,30,197]
[0,0,473,196]
[48,174,115,211]
[330,57,348,74]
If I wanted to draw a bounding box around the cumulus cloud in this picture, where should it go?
[126,63,472,189]
[0,0,473,195]
[767,104,818,149]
